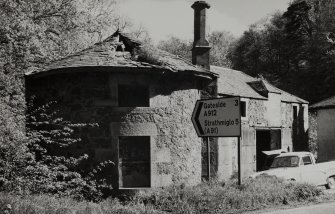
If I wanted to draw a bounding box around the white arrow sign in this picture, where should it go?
[191,97,241,137]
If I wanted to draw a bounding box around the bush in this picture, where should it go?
[0,99,114,202]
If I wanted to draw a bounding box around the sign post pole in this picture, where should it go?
[207,137,210,180]
[238,136,241,185]
[191,97,242,184]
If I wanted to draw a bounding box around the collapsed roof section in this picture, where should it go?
[25,31,218,79]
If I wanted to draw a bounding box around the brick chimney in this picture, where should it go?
[191,1,211,70]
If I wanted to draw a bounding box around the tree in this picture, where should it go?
[0,0,121,199]
[229,0,335,103]
[157,36,192,60]
[208,31,236,67]
[158,31,236,67]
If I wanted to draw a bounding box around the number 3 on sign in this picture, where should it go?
[235,99,239,106]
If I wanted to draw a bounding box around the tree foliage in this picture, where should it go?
[157,36,192,60]
[208,31,236,67]
[157,31,236,67]
[0,0,125,200]
[229,0,335,103]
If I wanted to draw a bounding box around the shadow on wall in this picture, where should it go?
[292,104,309,151]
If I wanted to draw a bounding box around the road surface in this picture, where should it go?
[261,201,335,214]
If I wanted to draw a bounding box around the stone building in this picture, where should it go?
[212,66,309,179]
[25,2,217,189]
[310,96,335,162]
[25,0,309,188]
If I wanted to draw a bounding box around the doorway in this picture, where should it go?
[118,136,151,188]
[256,130,281,171]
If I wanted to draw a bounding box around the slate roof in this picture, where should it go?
[310,96,335,110]
[25,31,217,79]
[211,66,308,104]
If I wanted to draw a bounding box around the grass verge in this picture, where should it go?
[0,175,324,214]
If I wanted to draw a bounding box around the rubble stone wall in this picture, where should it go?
[217,97,300,180]
[26,70,206,188]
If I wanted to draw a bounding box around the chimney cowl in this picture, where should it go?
[191,1,210,9]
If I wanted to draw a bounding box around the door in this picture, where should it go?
[256,131,271,171]
[118,136,151,188]
[256,130,282,171]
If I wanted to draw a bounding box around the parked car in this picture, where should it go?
[251,152,335,189]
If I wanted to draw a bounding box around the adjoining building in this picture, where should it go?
[310,96,335,162]
[212,66,309,179]
[25,0,309,189]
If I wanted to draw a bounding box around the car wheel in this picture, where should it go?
[326,176,335,189]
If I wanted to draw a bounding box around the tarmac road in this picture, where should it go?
[247,188,335,214]
[262,201,335,214]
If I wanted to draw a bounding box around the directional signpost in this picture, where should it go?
[192,97,241,137]
[192,97,242,184]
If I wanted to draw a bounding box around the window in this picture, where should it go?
[302,156,312,165]
[118,85,149,107]
[271,156,299,168]
[118,136,150,188]
[293,105,298,120]
[240,101,247,118]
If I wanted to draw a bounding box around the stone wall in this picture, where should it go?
[26,70,209,188]
[217,97,305,180]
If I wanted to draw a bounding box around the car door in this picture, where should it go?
[300,155,327,185]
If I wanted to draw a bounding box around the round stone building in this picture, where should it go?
[25,25,217,189]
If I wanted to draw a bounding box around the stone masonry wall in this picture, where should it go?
[26,70,207,188]
[217,98,300,180]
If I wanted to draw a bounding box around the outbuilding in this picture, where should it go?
[212,67,309,179]
[310,96,335,162]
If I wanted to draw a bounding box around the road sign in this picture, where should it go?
[191,97,241,137]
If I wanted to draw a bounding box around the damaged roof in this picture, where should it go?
[310,96,335,110]
[212,66,308,104]
[25,31,217,79]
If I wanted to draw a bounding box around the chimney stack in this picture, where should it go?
[191,1,211,70]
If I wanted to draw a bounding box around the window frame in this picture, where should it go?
[292,104,299,120]
[301,155,312,166]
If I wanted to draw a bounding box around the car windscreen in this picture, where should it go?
[270,156,299,168]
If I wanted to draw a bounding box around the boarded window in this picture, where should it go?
[240,101,247,118]
[118,85,149,107]
[118,136,150,188]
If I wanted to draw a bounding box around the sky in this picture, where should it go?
[118,0,292,43]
